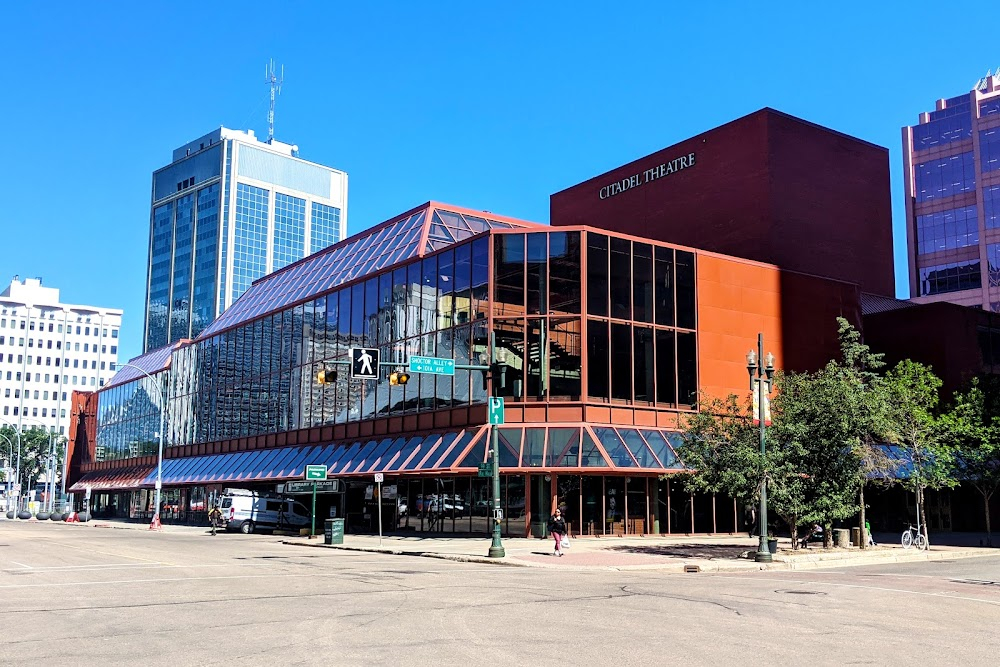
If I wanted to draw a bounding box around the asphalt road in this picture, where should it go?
[1,522,998,666]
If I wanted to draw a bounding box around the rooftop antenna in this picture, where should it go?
[264,60,284,143]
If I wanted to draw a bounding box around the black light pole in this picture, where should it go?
[746,334,775,564]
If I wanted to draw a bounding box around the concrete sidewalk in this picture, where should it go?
[283,532,1000,572]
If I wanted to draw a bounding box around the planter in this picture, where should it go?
[78,511,91,522]
[51,513,65,521]
[767,538,779,554]
[5,511,13,520]
[36,512,50,521]
[17,511,32,520]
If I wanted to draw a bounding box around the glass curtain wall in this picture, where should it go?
[100,236,493,458]
[500,230,698,408]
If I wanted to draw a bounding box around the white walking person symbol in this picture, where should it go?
[358,349,374,375]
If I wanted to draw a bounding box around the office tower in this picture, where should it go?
[904,72,1000,307]
[0,277,122,435]
[144,127,348,351]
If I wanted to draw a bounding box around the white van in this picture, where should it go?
[219,489,311,534]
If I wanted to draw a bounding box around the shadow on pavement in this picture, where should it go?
[602,543,749,560]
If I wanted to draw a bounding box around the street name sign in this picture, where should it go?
[477,463,495,478]
[408,355,455,376]
[488,397,505,425]
[305,464,328,480]
[285,480,342,494]
[350,347,380,380]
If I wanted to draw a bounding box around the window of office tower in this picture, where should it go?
[310,202,342,253]
[273,193,306,271]
[232,183,269,302]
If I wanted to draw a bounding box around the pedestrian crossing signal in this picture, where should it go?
[316,368,337,384]
[389,372,410,386]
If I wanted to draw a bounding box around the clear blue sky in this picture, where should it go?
[1,2,995,363]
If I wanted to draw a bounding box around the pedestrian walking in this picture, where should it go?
[548,508,568,557]
[745,505,756,537]
[208,505,223,536]
[865,519,877,547]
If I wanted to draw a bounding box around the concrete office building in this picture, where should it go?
[0,277,122,436]
[903,72,1000,307]
[144,127,348,352]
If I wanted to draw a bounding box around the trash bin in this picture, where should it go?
[833,528,850,548]
[324,518,344,545]
[851,527,861,547]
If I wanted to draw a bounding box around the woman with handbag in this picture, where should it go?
[547,508,568,557]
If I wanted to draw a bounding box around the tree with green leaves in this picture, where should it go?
[677,392,813,548]
[939,379,1000,546]
[884,360,956,549]
[0,425,64,492]
[774,318,895,548]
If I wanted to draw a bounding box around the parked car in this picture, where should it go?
[219,488,311,534]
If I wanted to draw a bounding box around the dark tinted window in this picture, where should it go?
[677,331,697,407]
[654,246,674,326]
[655,329,676,405]
[610,238,631,320]
[495,319,524,399]
[587,234,608,317]
[526,234,547,315]
[633,326,654,403]
[633,243,653,323]
[550,318,581,398]
[587,319,609,400]
[676,250,696,329]
[611,322,632,400]
[494,234,525,313]
[549,232,580,315]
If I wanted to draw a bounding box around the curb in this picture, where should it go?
[281,539,999,572]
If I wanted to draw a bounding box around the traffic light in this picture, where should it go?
[389,372,410,386]
[316,368,337,384]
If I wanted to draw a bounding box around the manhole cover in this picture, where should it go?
[775,589,826,595]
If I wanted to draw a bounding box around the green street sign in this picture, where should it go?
[488,397,505,425]
[408,355,456,376]
[285,480,341,494]
[305,464,327,480]
[477,463,495,478]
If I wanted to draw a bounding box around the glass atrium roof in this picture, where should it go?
[200,202,543,338]
[69,426,687,491]
[104,342,179,390]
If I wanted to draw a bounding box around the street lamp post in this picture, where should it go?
[1,431,15,515]
[114,363,167,530]
[746,333,776,564]
[487,332,505,559]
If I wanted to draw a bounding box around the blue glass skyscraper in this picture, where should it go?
[143,128,348,352]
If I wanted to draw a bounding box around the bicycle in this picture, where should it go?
[901,523,927,550]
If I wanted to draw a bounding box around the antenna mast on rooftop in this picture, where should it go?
[264,60,284,143]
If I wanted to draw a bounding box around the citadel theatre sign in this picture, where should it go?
[598,151,696,200]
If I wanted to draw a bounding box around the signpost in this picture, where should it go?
[285,480,341,494]
[305,465,327,480]
[304,465,328,537]
[488,397,505,425]
[408,355,456,376]
[374,473,384,546]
